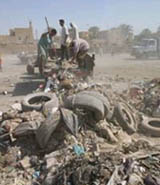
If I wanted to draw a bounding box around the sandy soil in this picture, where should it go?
[0,53,160,111]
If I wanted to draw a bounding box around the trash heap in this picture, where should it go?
[1,67,160,185]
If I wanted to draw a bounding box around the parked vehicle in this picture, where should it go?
[131,38,160,59]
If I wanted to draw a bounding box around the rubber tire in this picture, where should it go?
[106,107,115,121]
[78,91,110,117]
[13,121,41,137]
[139,116,160,137]
[42,94,59,117]
[36,110,60,149]
[114,102,136,134]
[64,94,105,121]
[60,108,79,136]
[22,92,55,112]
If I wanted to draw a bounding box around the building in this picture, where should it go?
[0,22,36,54]
[79,31,89,40]
[0,22,34,45]
[98,30,108,40]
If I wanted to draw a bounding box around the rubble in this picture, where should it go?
[1,62,160,185]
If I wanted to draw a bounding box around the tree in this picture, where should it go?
[118,24,133,47]
[88,26,100,39]
[157,26,160,33]
[119,24,133,38]
[134,28,152,42]
[156,26,160,37]
[140,29,152,37]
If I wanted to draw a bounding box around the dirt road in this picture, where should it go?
[95,54,160,80]
[0,55,43,111]
[0,53,160,111]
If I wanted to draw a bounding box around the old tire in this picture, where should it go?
[139,116,160,137]
[106,107,115,121]
[22,92,55,112]
[78,91,110,117]
[13,121,41,137]
[42,94,59,117]
[60,108,79,136]
[114,102,136,134]
[36,110,60,149]
[64,94,105,121]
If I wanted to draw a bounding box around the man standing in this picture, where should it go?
[70,22,79,40]
[59,19,69,61]
[37,28,57,74]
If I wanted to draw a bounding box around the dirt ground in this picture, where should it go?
[0,53,160,111]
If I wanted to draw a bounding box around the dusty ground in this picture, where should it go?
[0,53,160,111]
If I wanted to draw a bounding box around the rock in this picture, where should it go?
[95,121,118,143]
[3,91,8,95]
[2,111,18,120]
[11,103,22,112]
[44,150,63,173]
[128,173,143,185]
[117,130,132,144]
[20,156,31,169]
[30,156,39,167]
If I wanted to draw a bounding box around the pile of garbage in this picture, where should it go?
[1,67,160,184]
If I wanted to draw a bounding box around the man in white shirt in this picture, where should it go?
[59,19,69,61]
[70,22,79,40]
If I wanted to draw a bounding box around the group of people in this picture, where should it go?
[37,19,90,67]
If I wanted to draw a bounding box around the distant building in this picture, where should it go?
[0,22,34,45]
[98,30,108,40]
[79,31,89,40]
[0,22,36,54]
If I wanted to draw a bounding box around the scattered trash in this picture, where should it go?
[20,156,31,169]
[2,62,160,185]
[11,103,22,112]
[73,144,85,156]
[32,171,40,179]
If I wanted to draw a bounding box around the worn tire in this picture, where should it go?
[64,94,105,121]
[60,108,79,136]
[106,107,115,121]
[139,116,160,137]
[36,110,60,148]
[13,121,41,137]
[42,94,59,117]
[78,91,110,117]
[114,102,136,134]
[22,92,55,112]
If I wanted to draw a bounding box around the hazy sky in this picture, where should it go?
[0,0,160,37]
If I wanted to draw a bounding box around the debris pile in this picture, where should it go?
[1,67,160,184]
